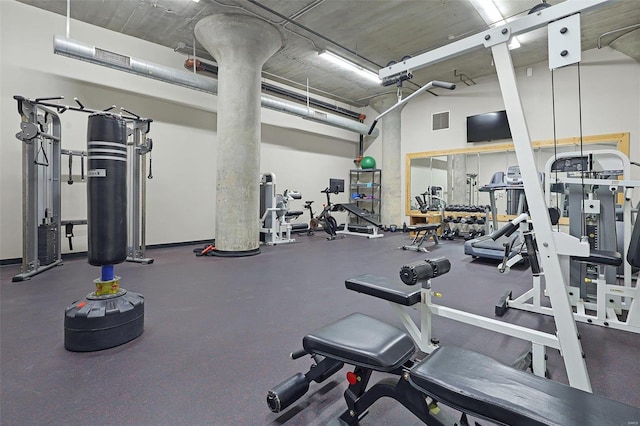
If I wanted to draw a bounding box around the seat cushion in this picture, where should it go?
[407,223,441,232]
[284,210,304,217]
[303,313,415,372]
[410,346,640,426]
[572,249,622,267]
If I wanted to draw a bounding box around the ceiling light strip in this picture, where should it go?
[469,0,521,49]
[319,51,380,84]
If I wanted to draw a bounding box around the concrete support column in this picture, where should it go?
[195,14,282,255]
[448,154,467,204]
[369,94,405,227]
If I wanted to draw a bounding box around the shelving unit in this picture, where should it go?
[348,169,381,225]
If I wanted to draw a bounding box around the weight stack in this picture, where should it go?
[37,224,57,266]
[64,113,144,352]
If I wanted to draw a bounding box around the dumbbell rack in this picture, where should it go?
[441,206,490,240]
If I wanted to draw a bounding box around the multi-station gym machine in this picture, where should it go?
[11,95,153,351]
[12,95,154,283]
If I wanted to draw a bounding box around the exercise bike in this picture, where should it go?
[303,201,319,235]
[316,187,341,240]
[303,190,340,239]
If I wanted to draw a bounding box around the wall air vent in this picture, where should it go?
[313,110,328,120]
[432,111,450,131]
[95,48,131,68]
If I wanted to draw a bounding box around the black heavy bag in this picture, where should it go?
[87,113,128,266]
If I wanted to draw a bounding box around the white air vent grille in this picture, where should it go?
[432,111,450,131]
[95,48,131,68]
[313,110,328,120]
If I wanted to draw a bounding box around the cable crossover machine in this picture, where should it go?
[11,95,155,282]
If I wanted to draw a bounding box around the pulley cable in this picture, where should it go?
[551,68,560,231]
[577,63,586,237]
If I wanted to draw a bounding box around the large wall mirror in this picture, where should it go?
[406,133,630,220]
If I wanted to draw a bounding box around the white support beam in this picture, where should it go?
[430,304,561,349]
[379,0,612,80]
[491,40,591,392]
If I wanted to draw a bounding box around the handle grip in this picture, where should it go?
[80,153,85,181]
[147,154,153,179]
[491,222,516,241]
[290,349,307,360]
[432,80,456,90]
[67,154,73,185]
[490,213,528,241]
[367,119,379,135]
[35,96,64,102]
[499,242,511,273]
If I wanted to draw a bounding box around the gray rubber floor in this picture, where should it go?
[1,233,639,425]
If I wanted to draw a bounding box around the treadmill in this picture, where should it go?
[464,169,526,261]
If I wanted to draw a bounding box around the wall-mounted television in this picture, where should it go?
[466,110,512,142]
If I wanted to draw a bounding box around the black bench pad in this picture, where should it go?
[410,346,640,426]
[303,313,416,372]
[571,249,622,267]
[284,210,304,217]
[338,203,382,227]
[346,274,421,306]
[407,223,440,231]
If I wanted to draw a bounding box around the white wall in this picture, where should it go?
[392,47,640,220]
[3,1,638,260]
[0,1,360,260]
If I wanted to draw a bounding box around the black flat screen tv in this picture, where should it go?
[466,110,512,142]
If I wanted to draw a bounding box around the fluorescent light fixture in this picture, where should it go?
[319,50,380,84]
[508,38,521,50]
[192,0,200,2]
[470,0,503,24]
[469,0,521,49]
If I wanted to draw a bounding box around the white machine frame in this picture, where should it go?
[260,172,297,246]
[336,225,384,239]
[388,265,554,379]
[379,0,617,392]
[504,150,640,333]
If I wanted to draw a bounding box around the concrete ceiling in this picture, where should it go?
[16,0,640,108]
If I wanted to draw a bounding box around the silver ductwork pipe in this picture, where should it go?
[53,36,378,137]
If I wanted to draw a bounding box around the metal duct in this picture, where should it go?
[186,58,364,120]
[53,36,378,137]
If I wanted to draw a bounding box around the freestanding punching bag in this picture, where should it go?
[64,113,145,352]
[87,114,128,266]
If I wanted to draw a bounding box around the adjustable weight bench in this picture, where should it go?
[268,312,640,425]
[336,203,384,239]
[269,256,640,424]
[402,223,441,252]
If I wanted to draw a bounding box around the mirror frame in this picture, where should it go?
[405,132,630,218]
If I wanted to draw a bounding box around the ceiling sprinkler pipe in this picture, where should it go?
[53,36,377,137]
